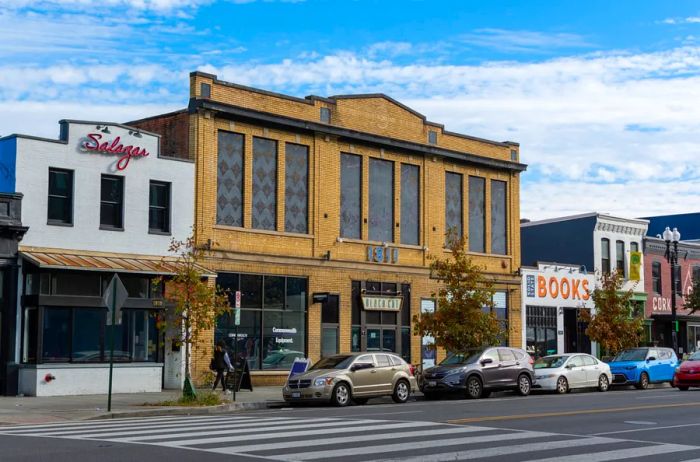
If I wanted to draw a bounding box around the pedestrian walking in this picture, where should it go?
[211,341,233,393]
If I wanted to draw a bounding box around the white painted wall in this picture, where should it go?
[20,364,163,396]
[16,121,194,255]
[592,215,648,293]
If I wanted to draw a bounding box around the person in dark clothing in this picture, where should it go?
[212,341,233,392]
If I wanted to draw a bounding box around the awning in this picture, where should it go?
[20,247,215,276]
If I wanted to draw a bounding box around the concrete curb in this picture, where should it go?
[91,400,288,420]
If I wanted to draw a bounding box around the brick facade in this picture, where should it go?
[134,71,526,386]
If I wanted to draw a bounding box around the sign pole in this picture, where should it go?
[232,290,241,402]
[107,279,117,412]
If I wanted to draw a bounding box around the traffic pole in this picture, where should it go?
[107,280,117,412]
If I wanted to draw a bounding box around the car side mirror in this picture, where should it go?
[647,357,656,362]
[480,358,493,366]
[565,364,574,369]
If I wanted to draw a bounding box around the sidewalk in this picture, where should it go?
[0,387,285,426]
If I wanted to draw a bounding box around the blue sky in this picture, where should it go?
[2,0,700,219]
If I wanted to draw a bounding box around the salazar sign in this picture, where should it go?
[78,125,154,170]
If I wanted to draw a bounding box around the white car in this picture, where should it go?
[533,354,612,394]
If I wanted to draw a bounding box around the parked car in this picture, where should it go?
[673,350,700,391]
[421,347,535,399]
[282,352,418,407]
[533,354,612,393]
[607,347,679,389]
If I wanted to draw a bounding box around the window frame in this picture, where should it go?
[99,174,125,231]
[340,153,362,239]
[400,163,420,246]
[148,180,171,234]
[47,167,74,226]
[601,238,611,274]
[652,261,662,294]
[616,240,625,277]
[445,171,463,244]
[251,137,279,231]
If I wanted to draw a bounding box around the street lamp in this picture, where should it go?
[663,226,681,355]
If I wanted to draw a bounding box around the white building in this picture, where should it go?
[0,120,195,396]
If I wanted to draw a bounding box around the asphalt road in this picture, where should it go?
[2,384,700,461]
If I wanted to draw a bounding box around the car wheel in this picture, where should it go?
[466,376,483,399]
[635,372,649,390]
[678,386,689,391]
[331,382,351,407]
[353,398,369,405]
[556,376,569,394]
[517,374,532,396]
[392,380,411,404]
[598,374,610,392]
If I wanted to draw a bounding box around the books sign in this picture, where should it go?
[361,295,403,312]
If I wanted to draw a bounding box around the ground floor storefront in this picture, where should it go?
[195,252,522,386]
[521,264,597,358]
[647,316,700,357]
[14,248,188,396]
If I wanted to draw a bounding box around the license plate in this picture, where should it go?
[428,381,437,387]
[292,392,300,398]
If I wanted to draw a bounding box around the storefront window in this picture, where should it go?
[215,273,308,370]
[42,308,71,362]
[120,275,150,299]
[72,309,104,362]
[52,272,101,296]
[526,305,557,358]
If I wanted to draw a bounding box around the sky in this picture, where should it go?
[2,0,700,221]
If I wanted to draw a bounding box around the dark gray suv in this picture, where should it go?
[421,347,535,399]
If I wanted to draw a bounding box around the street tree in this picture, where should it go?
[685,277,700,315]
[413,234,503,354]
[159,232,230,397]
[579,270,644,357]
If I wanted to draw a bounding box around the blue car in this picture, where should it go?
[608,347,679,389]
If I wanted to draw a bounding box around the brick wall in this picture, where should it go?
[130,110,191,160]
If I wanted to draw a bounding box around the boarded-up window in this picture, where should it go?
[340,153,362,239]
[284,143,308,234]
[400,164,419,245]
[445,172,463,243]
[469,176,485,252]
[369,158,394,242]
[252,137,277,230]
[491,180,507,255]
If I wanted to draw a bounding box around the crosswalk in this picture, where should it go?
[1,414,700,461]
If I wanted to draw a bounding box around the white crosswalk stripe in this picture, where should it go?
[2,414,700,461]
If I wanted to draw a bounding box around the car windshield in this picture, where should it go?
[310,355,354,370]
[689,351,700,361]
[534,356,568,369]
[613,349,648,362]
[440,350,482,366]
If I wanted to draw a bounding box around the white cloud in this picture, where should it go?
[3,0,214,12]
[459,28,592,53]
[662,16,700,25]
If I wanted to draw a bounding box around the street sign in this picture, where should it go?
[234,290,241,326]
[103,274,128,325]
[235,290,241,308]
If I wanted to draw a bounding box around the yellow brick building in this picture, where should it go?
[133,71,527,386]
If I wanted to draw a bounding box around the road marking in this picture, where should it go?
[138,420,437,447]
[270,430,553,461]
[336,410,424,417]
[105,418,380,443]
[527,443,698,461]
[367,436,620,462]
[592,421,700,436]
[446,401,700,423]
[623,420,657,425]
[209,425,491,454]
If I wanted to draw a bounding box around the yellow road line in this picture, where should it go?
[446,401,700,424]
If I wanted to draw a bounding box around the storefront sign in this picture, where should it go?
[81,132,150,170]
[630,251,642,281]
[362,295,403,311]
[273,327,297,344]
[525,274,591,302]
[367,245,399,264]
[652,296,672,313]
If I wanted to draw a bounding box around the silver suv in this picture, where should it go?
[421,347,535,399]
[283,352,418,407]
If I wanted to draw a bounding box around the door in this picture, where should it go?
[479,348,502,387]
[365,327,396,353]
[657,349,675,381]
[566,355,588,387]
[646,348,663,381]
[349,354,378,395]
[374,354,395,393]
[497,348,518,386]
[582,355,601,385]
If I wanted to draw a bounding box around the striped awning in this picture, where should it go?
[20,248,214,276]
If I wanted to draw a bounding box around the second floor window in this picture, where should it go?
[100,175,124,229]
[340,153,362,239]
[445,172,463,243]
[491,179,507,255]
[368,158,394,242]
[400,164,419,246]
[468,176,485,252]
[284,143,309,234]
[216,131,244,227]
[616,240,625,276]
[652,261,662,294]
[601,238,610,273]
[252,137,278,231]
[48,168,73,225]
[149,181,170,234]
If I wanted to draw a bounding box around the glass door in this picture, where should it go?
[365,327,397,353]
[688,325,700,355]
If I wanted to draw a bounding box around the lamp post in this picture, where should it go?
[663,226,681,355]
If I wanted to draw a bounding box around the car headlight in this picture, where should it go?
[314,377,334,387]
